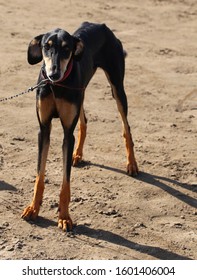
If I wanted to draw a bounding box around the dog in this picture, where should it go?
[21,22,138,231]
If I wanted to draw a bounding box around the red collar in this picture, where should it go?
[42,59,73,83]
[59,59,73,82]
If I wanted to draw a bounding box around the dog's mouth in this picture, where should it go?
[46,60,73,83]
[47,67,66,82]
[48,72,62,82]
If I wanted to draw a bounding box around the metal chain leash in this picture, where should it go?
[0,79,49,103]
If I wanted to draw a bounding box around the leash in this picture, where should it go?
[0,73,86,103]
[49,82,86,91]
[0,79,49,103]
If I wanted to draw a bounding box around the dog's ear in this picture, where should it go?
[27,34,44,65]
[73,37,84,61]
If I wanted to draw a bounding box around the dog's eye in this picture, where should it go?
[62,46,70,58]
[44,43,50,51]
[63,46,70,53]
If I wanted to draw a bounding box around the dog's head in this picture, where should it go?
[27,28,84,82]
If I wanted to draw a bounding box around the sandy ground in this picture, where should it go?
[0,0,197,260]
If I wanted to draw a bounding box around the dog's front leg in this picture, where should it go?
[22,123,51,220]
[58,130,75,231]
[56,99,79,231]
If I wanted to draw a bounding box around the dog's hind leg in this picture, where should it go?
[114,86,138,176]
[104,71,138,176]
[73,104,87,166]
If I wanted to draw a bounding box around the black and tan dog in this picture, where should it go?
[21,22,138,231]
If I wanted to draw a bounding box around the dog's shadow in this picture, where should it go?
[74,225,191,260]
[71,161,196,259]
[31,216,57,228]
[136,171,197,208]
[32,218,192,259]
[0,180,17,191]
[79,161,197,208]
[2,162,195,259]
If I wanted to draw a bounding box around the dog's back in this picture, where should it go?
[73,22,125,85]
[73,22,108,50]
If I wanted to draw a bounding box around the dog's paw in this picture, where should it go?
[21,205,39,220]
[72,153,82,166]
[127,161,139,176]
[58,217,73,232]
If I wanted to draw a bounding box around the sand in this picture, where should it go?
[0,0,196,260]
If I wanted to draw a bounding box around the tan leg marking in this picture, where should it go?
[112,86,138,176]
[55,99,78,128]
[21,135,49,220]
[21,128,51,220]
[55,99,78,231]
[58,181,73,231]
[22,96,53,220]
[104,71,138,176]
[73,105,87,166]
[37,93,55,124]
[21,175,45,220]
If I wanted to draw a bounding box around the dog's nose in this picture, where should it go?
[48,66,61,81]
[49,72,60,81]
